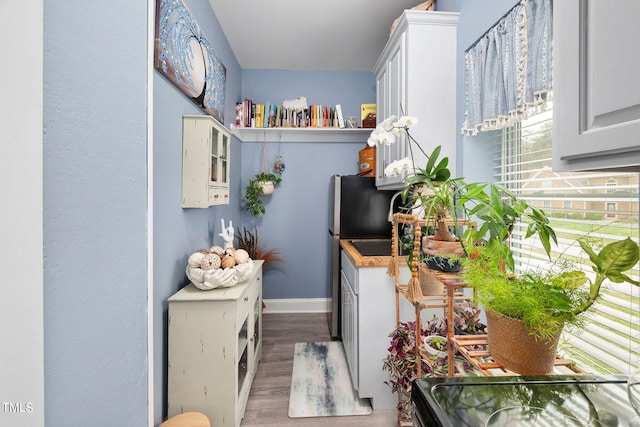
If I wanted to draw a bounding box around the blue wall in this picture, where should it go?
[43,0,148,425]
[40,0,521,425]
[238,70,375,300]
[152,0,242,424]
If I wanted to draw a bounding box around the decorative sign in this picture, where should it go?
[154,0,226,123]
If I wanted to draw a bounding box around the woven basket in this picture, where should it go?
[486,309,561,375]
[418,264,444,295]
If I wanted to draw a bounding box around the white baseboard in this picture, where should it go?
[262,298,331,314]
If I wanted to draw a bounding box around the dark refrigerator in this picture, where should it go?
[328,175,400,338]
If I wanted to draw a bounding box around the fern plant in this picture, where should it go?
[464,237,639,340]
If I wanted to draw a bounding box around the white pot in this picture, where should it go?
[257,181,275,195]
[410,183,434,218]
[423,335,448,359]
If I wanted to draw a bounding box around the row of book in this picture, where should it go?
[235,99,346,129]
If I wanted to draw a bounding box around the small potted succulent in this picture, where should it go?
[453,306,486,335]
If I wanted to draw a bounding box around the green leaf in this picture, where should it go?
[424,145,441,173]
[578,239,600,267]
[550,271,588,289]
[596,237,640,276]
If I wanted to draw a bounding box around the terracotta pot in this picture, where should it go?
[432,218,457,242]
[486,310,562,375]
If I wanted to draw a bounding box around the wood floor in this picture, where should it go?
[241,312,398,426]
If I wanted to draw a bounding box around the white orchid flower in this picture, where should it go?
[380,115,398,131]
[390,127,404,137]
[378,131,397,145]
[394,116,419,128]
[384,160,402,177]
[397,157,413,171]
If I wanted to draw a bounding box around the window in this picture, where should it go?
[499,103,640,374]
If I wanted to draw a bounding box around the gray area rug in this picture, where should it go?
[288,342,373,418]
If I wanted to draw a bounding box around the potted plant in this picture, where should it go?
[423,335,448,359]
[383,320,450,420]
[243,172,282,216]
[366,115,452,219]
[457,181,558,271]
[453,305,487,335]
[384,317,473,419]
[463,236,639,375]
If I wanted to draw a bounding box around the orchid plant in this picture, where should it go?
[367,115,451,183]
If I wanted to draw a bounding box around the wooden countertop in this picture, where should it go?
[340,239,407,268]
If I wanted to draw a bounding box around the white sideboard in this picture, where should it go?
[167,260,263,427]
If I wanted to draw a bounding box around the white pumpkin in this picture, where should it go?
[188,252,206,268]
[233,249,250,264]
[209,245,225,256]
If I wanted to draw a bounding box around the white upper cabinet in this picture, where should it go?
[182,115,231,208]
[553,0,640,172]
[373,11,459,189]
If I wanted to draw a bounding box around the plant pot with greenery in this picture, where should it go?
[243,172,282,217]
[383,321,447,420]
[453,306,487,335]
[463,237,639,375]
[423,335,448,359]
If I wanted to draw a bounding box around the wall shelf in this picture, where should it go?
[230,126,372,143]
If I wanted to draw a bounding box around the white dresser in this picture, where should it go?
[167,260,263,427]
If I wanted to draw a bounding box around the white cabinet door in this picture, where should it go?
[340,269,358,390]
[373,11,459,189]
[182,115,231,207]
[375,23,408,189]
[553,0,640,172]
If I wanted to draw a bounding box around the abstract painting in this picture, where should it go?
[154,0,226,123]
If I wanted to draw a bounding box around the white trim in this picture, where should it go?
[262,298,331,314]
[146,0,155,425]
[0,1,44,425]
[231,126,371,143]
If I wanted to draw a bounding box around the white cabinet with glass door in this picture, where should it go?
[553,0,640,171]
[182,115,230,207]
[372,11,459,189]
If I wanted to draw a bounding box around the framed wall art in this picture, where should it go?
[154,0,226,123]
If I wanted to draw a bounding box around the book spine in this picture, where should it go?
[336,104,345,128]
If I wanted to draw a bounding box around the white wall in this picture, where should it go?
[0,2,44,426]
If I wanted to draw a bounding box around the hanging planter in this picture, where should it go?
[244,172,282,216]
[243,137,285,216]
[256,179,275,195]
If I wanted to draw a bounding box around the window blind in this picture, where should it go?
[497,105,640,374]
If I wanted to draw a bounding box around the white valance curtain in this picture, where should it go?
[461,0,552,135]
